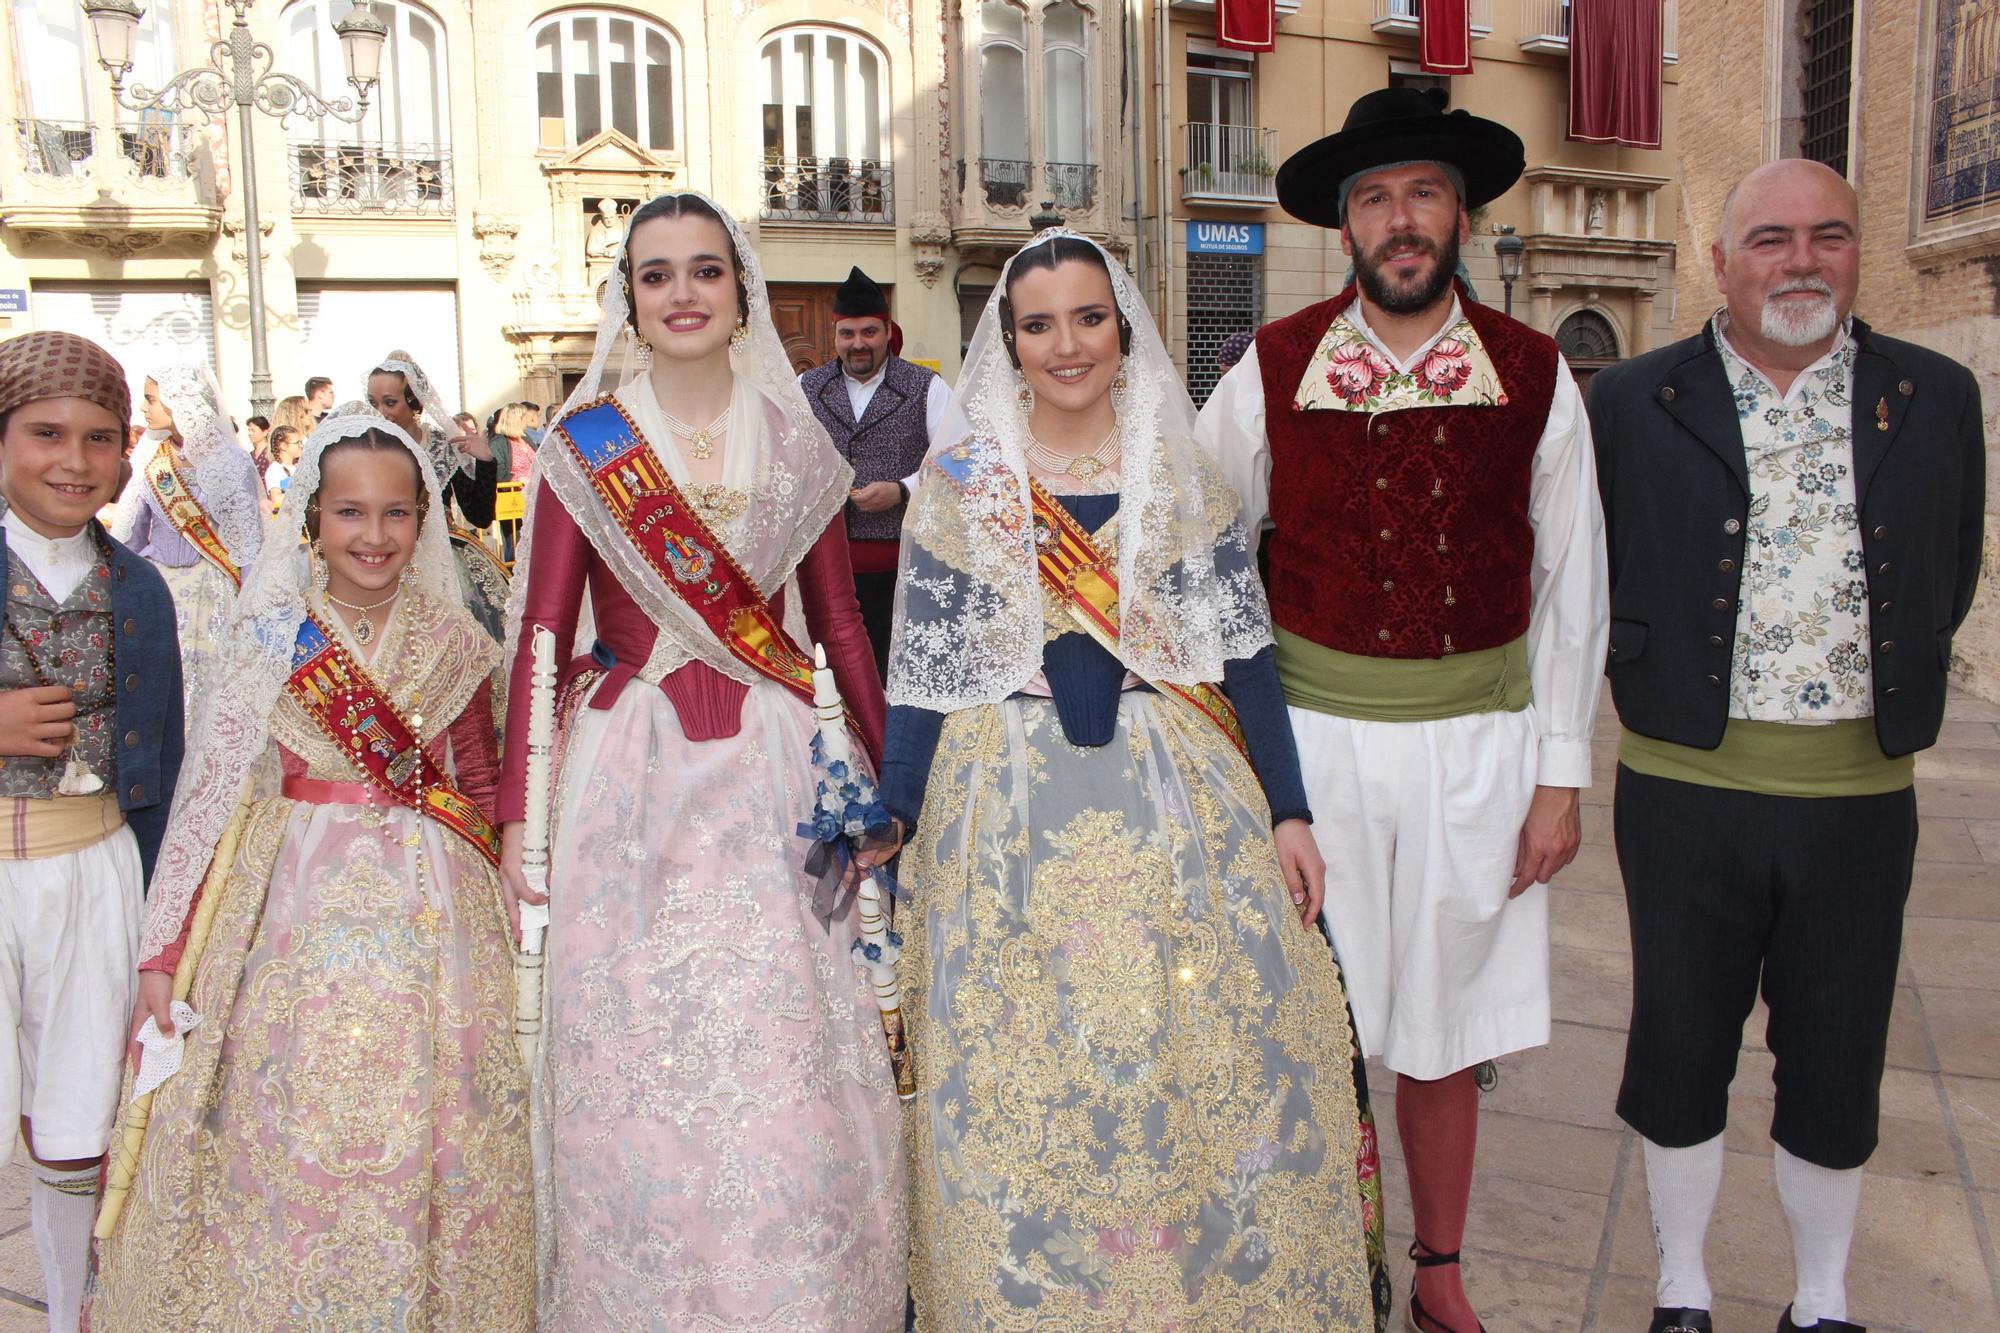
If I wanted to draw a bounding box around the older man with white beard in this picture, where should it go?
[1587,159,1986,1333]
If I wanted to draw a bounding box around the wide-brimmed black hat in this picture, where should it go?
[832,265,890,320]
[1275,87,1525,229]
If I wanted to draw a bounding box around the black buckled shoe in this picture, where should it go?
[1777,1306,1865,1332]
[1649,1309,1712,1333]
[1404,1240,1488,1333]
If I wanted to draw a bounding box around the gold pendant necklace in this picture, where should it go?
[1026,418,1120,483]
[324,588,399,646]
[656,402,731,462]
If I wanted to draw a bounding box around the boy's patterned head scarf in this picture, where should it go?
[0,331,131,428]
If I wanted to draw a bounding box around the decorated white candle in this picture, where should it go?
[811,642,851,769]
[515,626,558,1071]
[812,642,915,1099]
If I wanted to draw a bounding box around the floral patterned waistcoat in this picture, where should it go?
[0,549,114,797]
[1255,285,1559,660]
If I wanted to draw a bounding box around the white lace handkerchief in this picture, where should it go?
[131,1002,203,1100]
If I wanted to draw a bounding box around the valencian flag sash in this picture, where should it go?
[145,444,242,585]
[932,443,1249,757]
[286,613,501,865]
[550,397,826,713]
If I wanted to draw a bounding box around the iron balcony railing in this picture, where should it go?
[115,121,200,180]
[290,141,454,216]
[1373,0,1493,34]
[759,156,893,223]
[16,118,199,180]
[1045,161,1098,210]
[16,119,95,176]
[976,157,1032,208]
[1182,123,1279,202]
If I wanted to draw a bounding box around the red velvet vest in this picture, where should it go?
[1255,285,1559,660]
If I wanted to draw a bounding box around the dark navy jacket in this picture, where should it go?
[0,519,185,881]
[1588,318,1986,759]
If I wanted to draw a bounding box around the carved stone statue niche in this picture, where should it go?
[583,197,635,278]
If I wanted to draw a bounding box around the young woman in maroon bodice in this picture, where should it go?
[495,193,905,1330]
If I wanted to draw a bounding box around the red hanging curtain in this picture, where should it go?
[1419,0,1473,76]
[1216,0,1276,54]
[1568,0,1663,148]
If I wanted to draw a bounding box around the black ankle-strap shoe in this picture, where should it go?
[1649,1308,1712,1333]
[1777,1305,1865,1332]
[1404,1241,1488,1333]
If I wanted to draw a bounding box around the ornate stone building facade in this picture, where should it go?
[1673,0,1999,698]
[0,0,1136,413]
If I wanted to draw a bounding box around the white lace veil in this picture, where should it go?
[367,350,470,484]
[112,361,266,570]
[138,405,463,960]
[500,192,851,681]
[885,228,1272,711]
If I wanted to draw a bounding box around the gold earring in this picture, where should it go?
[1112,358,1129,398]
[730,322,749,350]
[636,340,653,367]
[311,539,329,597]
[1017,382,1033,409]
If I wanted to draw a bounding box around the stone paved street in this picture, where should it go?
[0,689,1994,1331]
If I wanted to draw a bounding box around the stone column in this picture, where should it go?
[1631,288,1656,356]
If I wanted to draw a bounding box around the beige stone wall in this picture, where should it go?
[1673,0,2000,700]
[0,0,1133,415]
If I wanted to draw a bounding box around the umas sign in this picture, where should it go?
[1186,222,1264,255]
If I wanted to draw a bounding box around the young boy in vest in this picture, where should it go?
[0,331,183,1331]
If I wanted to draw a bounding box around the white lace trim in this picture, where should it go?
[884,229,1271,712]
[139,406,464,961]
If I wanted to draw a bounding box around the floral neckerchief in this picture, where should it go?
[1713,315,1871,722]
[1293,305,1510,413]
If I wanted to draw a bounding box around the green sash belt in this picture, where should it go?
[1274,627,1531,723]
[1619,717,1913,797]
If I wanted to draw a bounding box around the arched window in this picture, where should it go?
[11,0,178,176]
[532,10,680,152]
[759,27,892,222]
[284,0,451,213]
[1556,308,1620,363]
[284,0,448,149]
[972,0,1095,211]
[1042,1,1089,172]
[977,1,1028,204]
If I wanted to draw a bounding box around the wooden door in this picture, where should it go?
[767,283,838,375]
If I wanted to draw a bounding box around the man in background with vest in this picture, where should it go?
[800,266,949,677]
[1197,88,1608,1333]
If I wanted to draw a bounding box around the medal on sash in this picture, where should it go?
[285,613,500,865]
[550,397,836,718]
[144,445,243,586]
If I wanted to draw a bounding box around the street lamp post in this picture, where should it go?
[80,0,387,416]
[1493,225,1526,321]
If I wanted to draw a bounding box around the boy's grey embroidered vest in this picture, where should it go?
[0,549,114,798]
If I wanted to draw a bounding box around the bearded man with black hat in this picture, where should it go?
[1197,88,1609,1333]
[799,265,949,676]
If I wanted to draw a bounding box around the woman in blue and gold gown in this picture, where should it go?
[880,230,1382,1330]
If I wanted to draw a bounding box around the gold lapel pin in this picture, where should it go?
[1875,398,1889,432]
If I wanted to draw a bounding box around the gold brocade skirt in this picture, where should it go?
[903,693,1374,1331]
[92,794,535,1332]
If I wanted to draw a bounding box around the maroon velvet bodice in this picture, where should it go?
[496,482,885,824]
[1255,285,1559,660]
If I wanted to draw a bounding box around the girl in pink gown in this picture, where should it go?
[94,408,534,1331]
